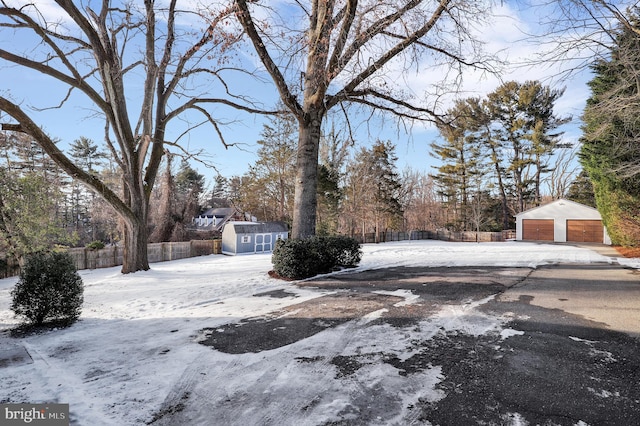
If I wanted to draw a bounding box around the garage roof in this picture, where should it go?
[516,199,602,220]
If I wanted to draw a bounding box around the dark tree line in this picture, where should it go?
[580,9,640,246]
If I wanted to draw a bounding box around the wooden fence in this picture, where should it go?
[353,229,515,244]
[67,239,222,271]
[0,240,222,278]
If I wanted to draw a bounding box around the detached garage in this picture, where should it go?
[516,199,611,244]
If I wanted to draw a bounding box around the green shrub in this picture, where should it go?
[323,235,362,267]
[86,240,105,250]
[10,251,84,326]
[272,236,362,279]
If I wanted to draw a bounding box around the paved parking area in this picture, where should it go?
[159,262,640,425]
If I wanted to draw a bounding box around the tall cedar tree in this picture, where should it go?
[317,123,350,236]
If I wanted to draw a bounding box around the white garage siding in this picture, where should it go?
[515,199,611,244]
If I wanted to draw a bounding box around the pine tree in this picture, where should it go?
[68,137,107,243]
[370,141,404,236]
[235,113,297,222]
[344,140,403,241]
[487,81,567,213]
[566,170,596,208]
[0,131,72,262]
[432,98,485,231]
[316,123,349,236]
[207,175,230,208]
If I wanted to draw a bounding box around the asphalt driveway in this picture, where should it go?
[156,258,640,426]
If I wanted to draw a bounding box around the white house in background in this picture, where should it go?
[221,221,289,255]
[515,199,611,244]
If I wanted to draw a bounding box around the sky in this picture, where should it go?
[1,240,637,425]
[0,1,608,187]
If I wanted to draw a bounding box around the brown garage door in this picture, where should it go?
[567,220,603,243]
[522,219,554,241]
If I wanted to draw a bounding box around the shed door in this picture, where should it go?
[522,219,554,241]
[255,233,273,253]
[566,220,603,243]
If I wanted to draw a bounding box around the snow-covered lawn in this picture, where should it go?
[0,241,632,425]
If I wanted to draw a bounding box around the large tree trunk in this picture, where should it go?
[121,184,150,273]
[292,114,323,239]
[122,216,150,274]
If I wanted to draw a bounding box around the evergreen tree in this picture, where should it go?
[207,175,230,209]
[174,160,205,240]
[316,123,349,236]
[149,156,177,243]
[68,137,107,243]
[487,81,567,213]
[432,98,484,231]
[580,12,640,246]
[370,141,404,238]
[0,131,73,262]
[149,157,205,242]
[521,83,571,205]
[0,170,70,262]
[566,170,596,208]
[316,164,342,236]
[235,113,297,222]
[344,140,403,241]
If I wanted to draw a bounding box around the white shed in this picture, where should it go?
[515,199,611,244]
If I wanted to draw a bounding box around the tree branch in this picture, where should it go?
[0,97,135,225]
[234,0,304,118]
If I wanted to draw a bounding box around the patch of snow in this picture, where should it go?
[501,412,529,425]
[500,328,525,340]
[360,308,388,323]
[617,257,640,268]
[373,289,420,306]
[432,295,502,336]
[569,336,599,344]
[587,387,620,398]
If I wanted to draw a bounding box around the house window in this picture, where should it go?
[241,235,251,244]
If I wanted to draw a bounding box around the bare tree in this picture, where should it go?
[529,1,624,75]
[400,168,443,231]
[0,1,269,272]
[544,145,580,200]
[234,0,498,239]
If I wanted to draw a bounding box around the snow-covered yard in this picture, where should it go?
[0,241,635,425]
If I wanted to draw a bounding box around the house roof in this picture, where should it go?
[225,221,288,234]
[198,207,236,218]
[515,199,601,218]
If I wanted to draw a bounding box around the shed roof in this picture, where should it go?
[226,221,288,234]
